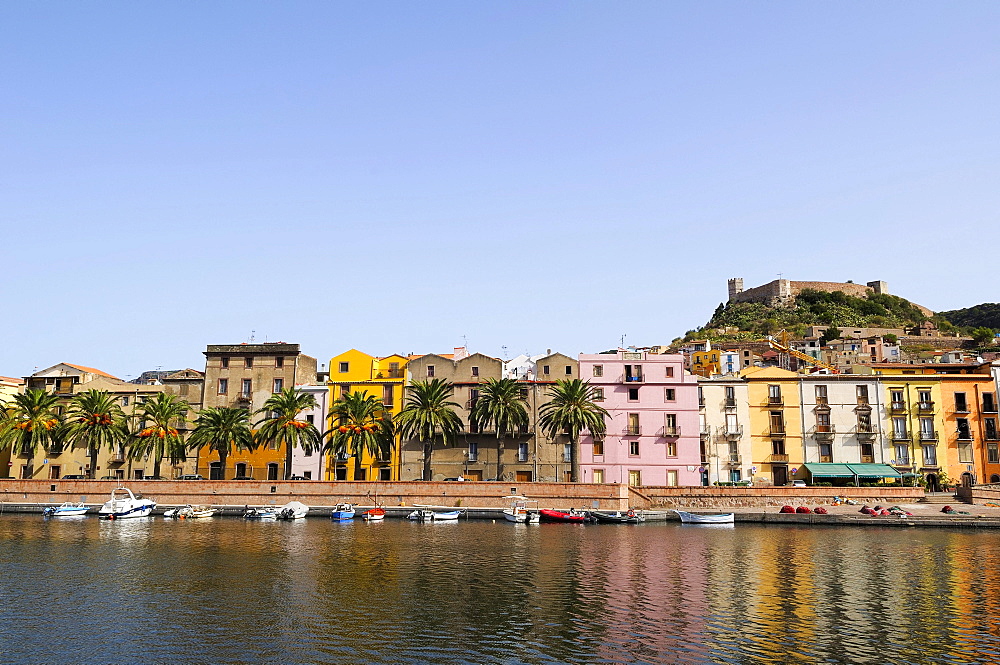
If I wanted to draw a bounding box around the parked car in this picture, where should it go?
[234,475,254,481]
[289,475,308,480]
[99,476,120,481]
[791,480,808,487]
[61,474,86,480]
[179,474,204,480]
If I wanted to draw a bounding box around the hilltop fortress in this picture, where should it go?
[727,277,889,307]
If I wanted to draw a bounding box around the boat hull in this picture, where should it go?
[672,510,735,524]
[539,509,587,523]
[407,510,461,521]
[590,510,644,524]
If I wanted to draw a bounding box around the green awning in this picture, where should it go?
[847,463,901,478]
[803,463,902,479]
[803,463,855,477]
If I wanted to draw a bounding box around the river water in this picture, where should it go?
[1,515,999,664]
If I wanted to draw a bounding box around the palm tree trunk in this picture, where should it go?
[218,449,227,480]
[496,437,504,482]
[423,440,432,481]
[284,438,293,480]
[153,455,162,480]
[570,436,580,483]
[89,444,98,480]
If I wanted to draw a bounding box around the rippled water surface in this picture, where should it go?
[2,515,1000,664]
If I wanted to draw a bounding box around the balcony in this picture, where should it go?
[861,455,875,463]
[622,427,641,436]
[983,400,998,414]
[659,426,681,438]
[377,369,405,379]
[768,454,789,463]
[698,397,705,407]
[955,404,971,414]
[855,425,878,440]
[986,429,1000,442]
[957,430,974,442]
[724,424,743,438]
[892,430,910,441]
[890,401,907,412]
[919,430,938,442]
[765,396,784,407]
[812,425,836,441]
[725,398,737,409]
[109,451,126,463]
[726,454,742,466]
[768,426,786,436]
[700,425,712,437]
[620,374,644,383]
[917,401,935,412]
[235,393,252,404]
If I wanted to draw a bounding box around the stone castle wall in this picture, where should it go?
[728,278,888,308]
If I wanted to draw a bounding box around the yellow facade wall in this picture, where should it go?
[743,367,804,484]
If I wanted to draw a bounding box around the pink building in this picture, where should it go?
[578,352,701,486]
[290,384,329,480]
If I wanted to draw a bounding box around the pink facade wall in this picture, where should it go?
[290,385,328,480]
[579,352,702,486]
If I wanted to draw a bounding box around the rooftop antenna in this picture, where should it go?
[501,345,508,361]
[621,333,626,349]
[462,334,468,350]
[249,330,256,343]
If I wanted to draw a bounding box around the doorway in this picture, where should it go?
[465,469,483,481]
[772,465,788,486]
[49,465,61,480]
[515,470,532,483]
[266,463,279,481]
[925,473,941,493]
[209,461,223,480]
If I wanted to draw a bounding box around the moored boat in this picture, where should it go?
[590,509,644,524]
[539,508,588,523]
[98,487,156,520]
[243,507,277,519]
[362,507,386,521]
[330,503,356,521]
[276,501,309,520]
[407,509,462,521]
[502,495,540,523]
[672,509,735,524]
[43,502,89,517]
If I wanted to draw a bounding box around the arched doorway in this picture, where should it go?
[925,473,941,493]
[990,474,999,484]
[962,472,974,488]
[267,463,279,481]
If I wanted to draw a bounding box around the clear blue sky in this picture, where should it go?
[3,2,998,379]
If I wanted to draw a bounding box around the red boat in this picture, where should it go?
[539,509,588,523]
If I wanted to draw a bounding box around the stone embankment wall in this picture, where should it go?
[635,486,924,509]
[967,485,1000,505]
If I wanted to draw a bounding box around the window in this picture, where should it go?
[665,470,677,486]
[218,378,228,394]
[819,443,832,462]
[860,442,874,461]
[625,365,643,382]
[627,413,640,436]
[273,356,283,368]
[768,385,782,404]
[629,440,639,456]
[471,366,479,377]
[959,439,974,464]
[893,417,908,440]
[273,378,283,393]
[563,443,572,462]
[989,443,1000,464]
[305,414,314,425]
[858,412,872,432]
[468,442,478,462]
[891,390,905,409]
[815,385,827,404]
[628,387,639,401]
[121,396,129,406]
[267,463,279,481]
[817,412,831,431]
[629,470,642,487]
[665,366,674,378]
[520,386,529,400]
[955,393,969,412]
[593,469,604,483]
[241,379,252,396]
[725,386,736,407]
[592,438,604,456]
[772,439,786,455]
[769,411,784,434]
[857,384,869,403]
[957,418,972,440]
[518,442,528,462]
[593,365,603,377]
[245,357,253,369]
[426,365,435,378]
[919,417,935,440]
[339,362,349,373]
[894,444,910,464]
[543,365,550,376]
[665,388,676,402]
[340,384,351,398]
[667,441,677,457]
[665,413,678,436]
[221,357,229,369]
[984,393,997,413]
[593,387,605,401]
[382,385,394,407]
[986,418,999,441]
[923,445,937,466]
[303,471,312,480]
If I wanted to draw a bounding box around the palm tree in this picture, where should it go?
[255,388,321,479]
[130,393,190,479]
[395,379,463,481]
[538,379,609,483]
[187,407,256,479]
[63,390,129,479]
[470,378,529,482]
[0,389,63,472]
[326,391,394,481]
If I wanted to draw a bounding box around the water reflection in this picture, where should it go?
[2,516,1000,664]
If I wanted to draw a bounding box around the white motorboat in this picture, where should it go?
[43,502,89,517]
[330,503,356,521]
[98,487,156,520]
[276,501,309,520]
[407,509,462,521]
[165,505,215,519]
[243,507,277,519]
[502,495,540,524]
[672,509,735,524]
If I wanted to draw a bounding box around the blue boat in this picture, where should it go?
[330,503,356,521]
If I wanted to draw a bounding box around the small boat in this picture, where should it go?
[502,495,540,524]
[330,503,356,521]
[43,502,89,517]
[539,508,588,523]
[243,507,278,519]
[590,509,645,524]
[672,509,735,524]
[98,486,156,520]
[276,501,309,520]
[407,509,462,521]
[165,504,215,519]
[362,507,386,522]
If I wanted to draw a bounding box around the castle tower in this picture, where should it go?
[866,280,888,295]
[727,278,744,302]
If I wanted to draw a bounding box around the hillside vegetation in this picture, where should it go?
[938,303,1000,330]
[690,288,940,342]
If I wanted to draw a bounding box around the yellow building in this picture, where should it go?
[690,350,721,378]
[742,367,804,485]
[326,350,408,481]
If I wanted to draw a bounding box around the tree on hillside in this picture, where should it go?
[395,379,463,481]
[130,393,189,479]
[538,379,609,483]
[971,327,997,346]
[63,390,128,479]
[820,327,842,345]
[188,407,256,479]
[470,378,529,482]
[255,388,321,479]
